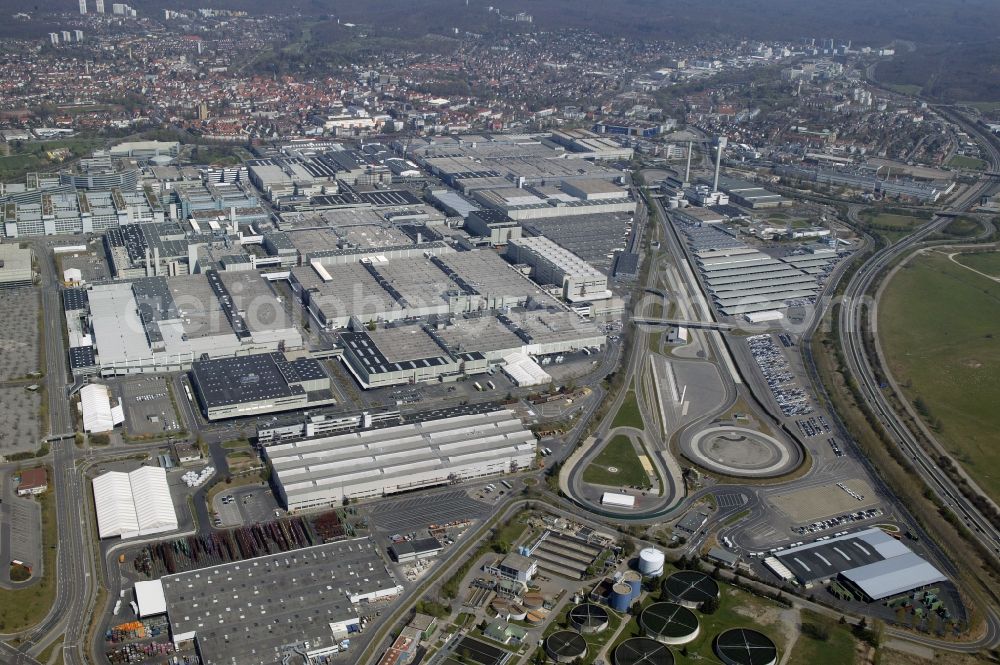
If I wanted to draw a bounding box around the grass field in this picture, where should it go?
[884,83,923,96]
[611,391,643,429]
[0,487,56,631]
[959,100,1000,113]
[862,211,926,244]
[948,155,988,171]
[955,251,1000,278]
[788,611,857,665]
[880,252,1000,501]
[582,434,650,487]
[940,217,982,238]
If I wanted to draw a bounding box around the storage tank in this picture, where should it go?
[640,602,700,646]
[569,603,610,634]
[609,582,637,612]
[623,570,643,597]
[546,631,588,663]
[638,547,665,577]
[715,628,777,665]
[507,603,527,621]
[523,592,545,610]
[663,570,719,609]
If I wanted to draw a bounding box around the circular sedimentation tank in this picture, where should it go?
[714,628,778,665]
[640,602,701,646]
[568,602,610,634]
[526,609,547,625]
[546,630,588,663]
[662,570,720,609]
[523,591,545,610]
[613,637,675,665]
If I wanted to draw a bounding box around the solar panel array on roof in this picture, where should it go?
[205,269,251,339]
[357,190,422,207]
[63,287,89,312]
[339,330,451,374]
[69,345,97,369]
[191,353,325,408]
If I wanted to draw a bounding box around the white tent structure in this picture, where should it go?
[134,579,167,617]
[80,384,124,433]
[501,351,551,387]
[601,492,636,508]
[92,467,178,539]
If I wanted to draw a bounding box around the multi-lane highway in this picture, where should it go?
[0,239,93,665]
[837,116,1000,560]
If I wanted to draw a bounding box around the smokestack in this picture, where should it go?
[145,247,152,277]
[684,141,693,185]
[153,246,160,276]
[713,136,727,193]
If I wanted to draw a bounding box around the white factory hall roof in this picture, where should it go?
[509,235,605,279]
[92,467,178,539]
[80,383,123,433]
[267,408,536,506]
[134,579,167,618]
[501,351,551,386]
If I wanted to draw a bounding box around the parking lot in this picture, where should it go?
[212,486,281,528]
[118,377,182,436]
[795,415,831,438]
[0,288,40,382]
[368,490,490,534]
[0,386,41,454]
[0,478,42,578]
[768,479,879,524]
[790,507,884,537]
[746,334,812,416]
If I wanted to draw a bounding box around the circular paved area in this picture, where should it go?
[686,426,799,477]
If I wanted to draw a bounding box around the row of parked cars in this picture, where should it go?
[791,508,882,536]
[747,334,813,416]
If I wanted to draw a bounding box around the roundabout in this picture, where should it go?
[685,425,800,478]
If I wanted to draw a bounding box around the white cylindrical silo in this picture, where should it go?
[638,547,665,577]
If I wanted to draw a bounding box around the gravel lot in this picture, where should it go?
[0,288,40,382]
[0,386,41,453]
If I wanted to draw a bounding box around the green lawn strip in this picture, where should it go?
[36,635,64,665]
[0,486,57,631]
[611,391,643,429]
[787,610,857,665]
[879,252,1000,502]
[948,155,988,170]
[582,434,650,487]
[955,251,1000,277]
[940,217,981,237]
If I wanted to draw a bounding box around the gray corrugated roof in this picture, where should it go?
[840,552,946,600]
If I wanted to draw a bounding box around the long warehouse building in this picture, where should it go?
[266,408,537,511]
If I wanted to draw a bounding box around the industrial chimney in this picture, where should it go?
[713,136,728,193]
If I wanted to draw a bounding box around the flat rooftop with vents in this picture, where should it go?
[160,538,402,665]
[190,352,336,420]
[266,407,536,510]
